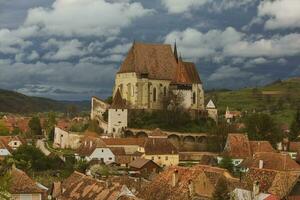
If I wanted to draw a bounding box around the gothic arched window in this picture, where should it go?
[153,87,157,102]
[193,92,196,104]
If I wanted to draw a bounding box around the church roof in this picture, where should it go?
[118,42,201,84]
[111,89,126,109]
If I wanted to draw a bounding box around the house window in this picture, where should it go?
[14,142,17,146]
[165,156,168,161]
[192,92,196,104]
[151,156,154,160]
[153,87,157,102]
[113,128,115,132]
[101,149,104,152]
[109,157,112,160]
[158,156,161,159]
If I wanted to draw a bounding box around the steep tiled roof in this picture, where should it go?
[110,147,126,156]
[249,141,276,153]
[144,138,178,155]
[102,138,145,146]
[58,171,139,200]
[118,42,201,84]
[0,135,26,152]
[111,88,127,109]
[142,165,238,200]
[242,168,300,199]
[9,167,45,194]
[76,136,107,157]
[129,158,158,169]
[223,134,252,158]
[119,42,178,80]
[241,152,300,171]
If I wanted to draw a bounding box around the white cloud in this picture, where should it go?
[161,0,209,14]
[0,29,32,54]
[165,27,300,61]
[24,0,153,37]
[257,0,300,30]
[42,39,87,60]
[164,27,243,61]
[161,0,256,14]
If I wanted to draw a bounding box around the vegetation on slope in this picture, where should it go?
[206,77,300,124]
[0,89,90,113]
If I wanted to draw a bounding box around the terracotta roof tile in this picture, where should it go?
[249,141,276,153]
[9,167,45,194]
[77,136,107,157]
[241,152,300,171]
[129,158,156,169]
[144,138,178,155]
[102,138,145,146]
[223,134,252,158]
[111,88,127,109]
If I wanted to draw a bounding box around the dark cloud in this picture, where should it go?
[0,0,299,100]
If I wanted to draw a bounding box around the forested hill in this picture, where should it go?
[0,89,90,113]
[206,77,300,124]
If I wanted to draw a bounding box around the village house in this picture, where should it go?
[0,135,26,160]
[8,167,48,200]
[219,133,276,167]
[142,164,238,200]
[143,137,179,167]
[51,171,141,200]
[129,157,160,177]
[225,107,242,123]
[53,126,83,149]
[241,152,300,172]
[76,136,115,163]
[241,167,300,199]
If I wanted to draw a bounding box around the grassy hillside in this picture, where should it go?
[0,89,90,113]
[206,77,300,124]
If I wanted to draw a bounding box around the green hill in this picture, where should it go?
[206,77,300,124]
[0,89,90,113]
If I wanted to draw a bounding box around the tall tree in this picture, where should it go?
[28,116,42,136]
[212,177,230,200]
[244,113,282,146]
[219,156,234,173]
[43,112,56,140]
[290,107,300,141]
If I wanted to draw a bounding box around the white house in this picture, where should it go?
[108,89,128,137]
[53,126,83,149]
[76,136,115,164]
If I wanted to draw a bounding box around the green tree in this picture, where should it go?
[0,121,10,136]
[28,116,42,136]
[219,156,234,173]
[87,119,103,134]
[43,112,57,140]
[0,163,11,200]
[74,158,88,173]
[212,177,230,200]
[290,108,300,141]
[244,113,282,146]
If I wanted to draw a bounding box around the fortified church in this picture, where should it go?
[91,42,217,137]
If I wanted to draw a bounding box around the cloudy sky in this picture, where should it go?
[0,0,300,100]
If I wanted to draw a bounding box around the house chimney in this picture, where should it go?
[252,181,260,197]
[259,160,264,169]
[188,180,194,197]
[172,169,179,187]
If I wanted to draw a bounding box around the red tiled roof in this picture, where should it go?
[241,152,300,171]
[9,167,45,194]
[242,168,300,199]
[111,88,127,109]
[223,134,252,158]
[118,42,201,84]
[129,158,158,169]
[144,138,178,155]
[249,141,276,153]
[102,138,145,146]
